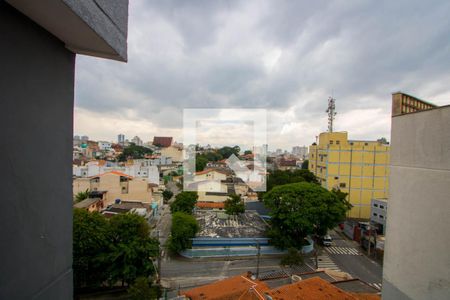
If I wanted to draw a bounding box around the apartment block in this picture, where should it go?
[309,132,390,219]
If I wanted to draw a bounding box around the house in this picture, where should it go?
[73,171,152,206]
[153,136,173,148]
[181,273,380,300]
[276,158,298,171]
[73,198,104,212]
[102,200,151,218]
[160,144,184,162]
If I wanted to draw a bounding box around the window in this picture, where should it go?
[374,204,378,208]
[339,182,346,188]
[380,205,385,209]
[334,176,339,180]
[330,140,334,144]
[379,215,384,219]
[373,213,378,217]
[336,140,340,145]
[365,142,369,146]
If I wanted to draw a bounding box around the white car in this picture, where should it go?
[322,235,332,246]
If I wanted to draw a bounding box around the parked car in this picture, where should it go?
[321,234,333,246]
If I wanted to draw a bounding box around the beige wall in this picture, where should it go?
[382,105,450,300]
[73,173,152,206]
[160,146,183,162]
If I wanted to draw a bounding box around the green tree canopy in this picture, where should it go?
[168,212,199,253]
[264,182,348,249]
[217,145,240,159]
[280,247,304,267]
[73,208,111,289]
[301,159,309,170]
[162,190,174,202]
[170,191,198,214]
[195,155,208,172]
[266,169,318,192]
[224,194,245,215]
[74,189,90,203]
[117,143,153,162]
[106,213,159,285]
[128,277,160,300]
[244,150,253,155]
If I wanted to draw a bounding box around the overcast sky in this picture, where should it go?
[74,0,450,150]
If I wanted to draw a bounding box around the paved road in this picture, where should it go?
[322,230,383,289]
[161,256,312,290]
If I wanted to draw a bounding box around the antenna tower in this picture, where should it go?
[326,97,336,132]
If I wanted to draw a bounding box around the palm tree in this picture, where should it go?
[74,189,90,203]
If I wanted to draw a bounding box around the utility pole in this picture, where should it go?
[326,96,337,133]
[256,240,261,279]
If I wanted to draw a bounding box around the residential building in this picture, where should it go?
[382,93,450,300]
[118,133,125,144]
[276,158,298,171]
[98,141,112,151]
[153,136,173,147]
[309,131,390,219]
[1,1,128,298]
[181,274,380,300]
[292,145,308,158]
[370,198,387,234]
[73,171,152,207]
[160,144,184,162]
[131,135,143,146]
[73,197,104,212]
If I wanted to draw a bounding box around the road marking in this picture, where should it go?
[325,246,361,255]
[370,283,382,290]
[316,255,341,272]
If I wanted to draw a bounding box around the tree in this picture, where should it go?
[244,150,253,155]
[301,159,309,170]
[128,277,160,300]
[331,188,352,211]
[170,191,198,214]
[224,194,245,215]
[280,247,304,267]
[162,190,174,203]
[74,189,90,203]
[73,208,110,289]
[217,145,240,159]
[266,169,318,192]
[168,212,199,253]
[106,213,159,286]
[195,155,208,172]
[263,182,349,249]
[117,143,153,162]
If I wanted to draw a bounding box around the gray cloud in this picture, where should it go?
[75,0,450,147]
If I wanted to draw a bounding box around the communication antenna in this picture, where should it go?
[326,97,337,132]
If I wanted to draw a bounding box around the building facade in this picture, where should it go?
[370,198,387,234]
[309,131,390,219]
[73,171,153,207]
[382,93,450,300]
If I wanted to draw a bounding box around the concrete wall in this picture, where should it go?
[382,106,450,300]
[0,2,75,298]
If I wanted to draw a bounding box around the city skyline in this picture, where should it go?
[74,1,450,149]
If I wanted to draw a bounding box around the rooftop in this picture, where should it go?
[195,210,267,238]
[153,136,173,147]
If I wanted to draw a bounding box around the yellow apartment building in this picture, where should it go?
[73,171,152,206]
[309,132,390,219]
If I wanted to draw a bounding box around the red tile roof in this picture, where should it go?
[181,274,269,300]
[153,136,173,147]
[97,171,133,179]
[182,276,381,300]
[196,202,225,209]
